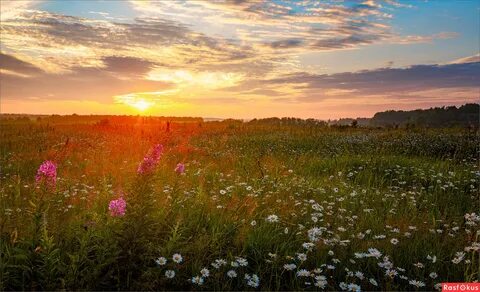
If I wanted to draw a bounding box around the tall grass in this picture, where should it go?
[0,119,479,290]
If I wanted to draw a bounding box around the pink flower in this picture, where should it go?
[108,197,126,217]
[35,160,57,188]
[174,163,185,174]
[137,144,164,174]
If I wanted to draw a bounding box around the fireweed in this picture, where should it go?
[35,160,57,188]
[137,144,164,174]
[174,162,185,174]
[108,197,127,217]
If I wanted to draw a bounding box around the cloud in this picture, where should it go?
[0,53,44,76]
[393,32,459,44]
[269,39,304,49]
[263,62,480,102]
[0,11,258,74]
[0,53,172,103]
[449,54,480,64]
[0,0,38,21]
[0,1,474,117]
[102,56,155,77]
[129,0,400,52]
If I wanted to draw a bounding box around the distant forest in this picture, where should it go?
[370,103,479,127]
[1,103,478,128]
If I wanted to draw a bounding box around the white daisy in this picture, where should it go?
[227,270,237,278]
[200,268,210,278]
[172,253,183,264]
[165,270,175,279]
[155,257,167,266]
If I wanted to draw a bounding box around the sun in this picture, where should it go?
[131,99,153,111]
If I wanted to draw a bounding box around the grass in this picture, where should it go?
[0,118,479,290]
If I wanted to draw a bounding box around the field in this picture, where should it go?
[0,117,479,291]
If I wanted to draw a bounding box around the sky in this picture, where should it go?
[0,0,479,119]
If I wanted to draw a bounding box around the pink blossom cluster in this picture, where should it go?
[108,197,126,217]
[35,160,57,188]
[175,163,185,174]
[137,144,164,174]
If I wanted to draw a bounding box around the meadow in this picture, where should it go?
[0,117,479,291]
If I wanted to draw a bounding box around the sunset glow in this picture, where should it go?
[131,100,152,112]
[0,0,478,118]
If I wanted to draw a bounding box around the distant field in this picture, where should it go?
[0,117,479,290]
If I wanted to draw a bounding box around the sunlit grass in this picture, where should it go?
[0,119,478,290]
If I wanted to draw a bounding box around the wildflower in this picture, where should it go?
[385,269,398,278]
[465,242,480,252]
[367,248,382,259]
[315,275,327,281]
[409,280,426,288]
[266,214,279,223]
[284,263,297,271]
[191,276,204,285]
[390,238,399,245]
[429,272,438,279]
[369,278,378,286]
[355,271,364,280]
[235,257,248,267]
[297,253,307,262]
[137,144,163,174]
[413,262,424,268]
[465,213,480,226]
[452,251,465,264]
[308,227,324,242]
[172,253,183,263]
[227,270,237,278]
[328,250,334,256]
[378,257,393,270]
[296,269,311,277]
[175,163,185,174]
[35,160,57,188]
[302,242,315,251]
[211,259,227,269]
[245,274,260,288]
[200,268,210,278]
[354,252,368,259]
[155,257,167,266]
[250,220,257,226]
[165,270,175,279]
[427,254,437,263]
[347,283,361,292]
[315,279,328,289]
[108,197,126,217]
[326,264,335,270]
